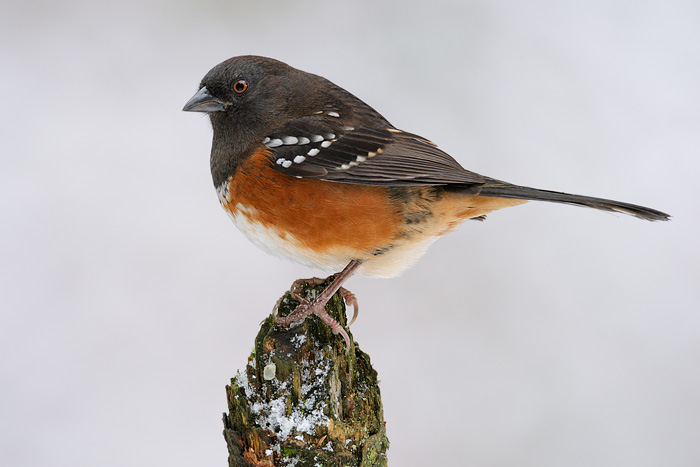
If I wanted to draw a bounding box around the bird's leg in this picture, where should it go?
[275,260,363,348]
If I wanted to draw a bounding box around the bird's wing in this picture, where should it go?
[262,117,485,186]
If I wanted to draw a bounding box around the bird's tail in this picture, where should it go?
[478,179,670,222]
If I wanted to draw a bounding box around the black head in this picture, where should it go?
[183,56,328,144]
[184,55,391,187]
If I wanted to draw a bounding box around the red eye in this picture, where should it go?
[233,80,248,94]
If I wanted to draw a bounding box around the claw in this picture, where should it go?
[275,297,351,350]
[340,288,359,326]
[314,306,351,350]
[290,277,325,295]
[273,260,363,351]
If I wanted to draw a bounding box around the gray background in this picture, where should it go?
[2,1,698,466]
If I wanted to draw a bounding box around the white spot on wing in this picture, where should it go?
[327,111,340,117]
[310,135,323,143]
[367,151,377,158]
[308,148,320,156]
[293,155,306,163]
[340,163,350,169]
[356,155,366,162]
[321,141,332,148]
[262,137,270,144]
[281,160,292,168]
[282,136,298,145]
[297,137,310,145]
[266,138,283,148]
[324,133,336,140]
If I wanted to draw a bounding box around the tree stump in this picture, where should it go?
[223,280,389,466]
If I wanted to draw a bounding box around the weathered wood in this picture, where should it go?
[223,280,389,466]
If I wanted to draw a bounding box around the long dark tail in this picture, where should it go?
[479,179,670,222]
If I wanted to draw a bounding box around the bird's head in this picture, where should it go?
[183,55,327,142]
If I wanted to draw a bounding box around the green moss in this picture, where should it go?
[224,280,389,466]
[282,446,300,456]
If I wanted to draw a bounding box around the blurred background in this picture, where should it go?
[2,0,698,466]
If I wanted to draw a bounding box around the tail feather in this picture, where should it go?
[479,180,670,222]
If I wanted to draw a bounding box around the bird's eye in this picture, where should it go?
[233,80,248,94]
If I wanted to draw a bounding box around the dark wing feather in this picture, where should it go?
[261,117,670,221]
[263,118,485,186]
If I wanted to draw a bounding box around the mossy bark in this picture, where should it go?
[223,280,389,467]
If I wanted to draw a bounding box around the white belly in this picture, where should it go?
[223,202,437,278]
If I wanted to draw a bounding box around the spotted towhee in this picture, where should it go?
[183,55,669,347]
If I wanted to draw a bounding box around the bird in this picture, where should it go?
[183,55,669,348]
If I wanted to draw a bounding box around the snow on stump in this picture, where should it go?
[223,280,389,467]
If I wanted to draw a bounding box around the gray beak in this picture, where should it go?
[182,86,227,112]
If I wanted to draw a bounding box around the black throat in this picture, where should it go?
[209,115,260,189]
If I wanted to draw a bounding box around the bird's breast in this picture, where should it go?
[217,148,410,276]
[215,147,523,277]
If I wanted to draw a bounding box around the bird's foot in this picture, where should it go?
[278,275,359,325]
[274,261,363,350]
[275,287,351,349]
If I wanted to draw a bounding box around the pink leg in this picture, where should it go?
[276,260,363,348]
[288,282,359,327]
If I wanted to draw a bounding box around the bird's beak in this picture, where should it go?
[182,86,227,112]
